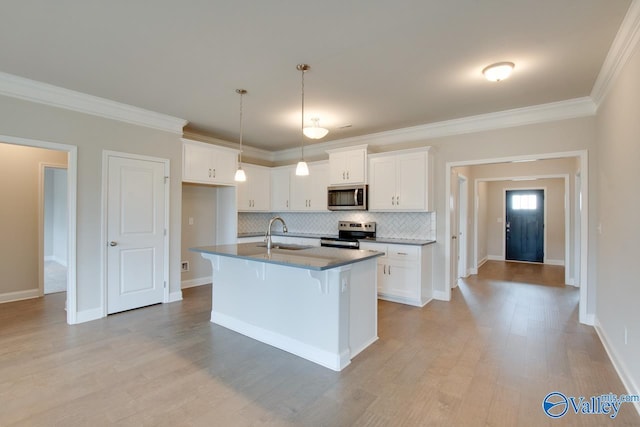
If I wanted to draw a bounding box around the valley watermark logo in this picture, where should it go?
[542,391,639,419]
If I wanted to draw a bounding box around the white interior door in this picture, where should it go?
[107,155,167,314]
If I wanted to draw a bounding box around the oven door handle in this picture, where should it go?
[354,189,359,206]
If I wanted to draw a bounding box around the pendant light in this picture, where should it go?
[234,89,247,182]
[303,117,329,139]
[295,64,310,176]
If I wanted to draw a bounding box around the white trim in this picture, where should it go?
[0,71,187,134]
[432,290,449,301]
[75,307,104,324]
[101,150,171,316]
[0,289,39,304]
[594,318,640,416]
[487,255,504,261]
[184,98,596,166]
[181,277,211,289]
[591,0,640,106]
[1,135,78,325]
[168,291,183,303]
[377,293,432,307]
[545,259,565,266]
[211,311,351,371]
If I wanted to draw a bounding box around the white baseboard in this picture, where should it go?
[75,307,104,324]
[594,318,640,417]
[181,276,211,289]
[432,290,449,301]
[44,255,68,267]
[377,293,432,307]
[168,291,183,303]
[211,310,350,371]
[477,256,489,269]
[545,259,565,266]
[487,255,504,261]
[0,288,40,304]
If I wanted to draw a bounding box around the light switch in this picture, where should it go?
[188,217,194,225]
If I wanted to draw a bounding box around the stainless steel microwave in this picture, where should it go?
[327,185,368,211]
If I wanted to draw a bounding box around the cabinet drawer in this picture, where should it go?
[387,244,419,261]
[359,242,388,257]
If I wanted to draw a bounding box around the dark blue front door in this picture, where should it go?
[506,189,544,263]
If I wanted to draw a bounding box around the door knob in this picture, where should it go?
[109,241,118,246]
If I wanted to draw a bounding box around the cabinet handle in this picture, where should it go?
[347,171,349,180]
[391,196,395,206]
[309,199,311,207]
[213,168,216,178]
[388,265,391,275]
[342,171,346,180]
[398,252,408,256]
[396,195,399,205]
[383,265,386,274]
[286,200,289,208]
[208,168,212,178]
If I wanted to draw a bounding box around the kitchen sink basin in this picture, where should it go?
[255,243,313,251]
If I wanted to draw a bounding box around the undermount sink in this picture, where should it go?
[256,243,313,251]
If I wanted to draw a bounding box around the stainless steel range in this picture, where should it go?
[320,221,376,249]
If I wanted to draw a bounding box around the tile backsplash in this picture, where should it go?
[239,211,436,240]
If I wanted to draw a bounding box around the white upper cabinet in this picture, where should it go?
[270,166,292,211]
[182,139,238,186]
[368,148,431,211]
[237,164,271,211]
[327,145,367,185]
[290,162,329,211]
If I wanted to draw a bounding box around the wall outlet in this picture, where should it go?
[181,261,189,272]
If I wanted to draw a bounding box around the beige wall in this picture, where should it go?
[482,178,565,262]
[0,95,183,315]
[181,184,217,285]
[0,143,67,296]
[595,40,640,390]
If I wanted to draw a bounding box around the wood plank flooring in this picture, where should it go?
[1,261,638,426]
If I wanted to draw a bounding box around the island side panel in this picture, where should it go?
[201,253,351,371]
[349,258,379,358]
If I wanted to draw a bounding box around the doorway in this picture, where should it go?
[505,189,544,263]
[43,166,68,294]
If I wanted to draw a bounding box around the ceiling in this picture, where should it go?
[0,1,631,151]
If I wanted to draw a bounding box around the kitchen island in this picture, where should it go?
[191,243,383,371]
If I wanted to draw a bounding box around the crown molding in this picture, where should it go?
[181,130,275,164]
[0,71,187,134]
[591,0,640,106]
[272,97,597,163]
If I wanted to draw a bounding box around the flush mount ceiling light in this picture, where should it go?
[234,88,247,182]
[482,62,515,82]
[295,64,310,176]
[303,117,329,139]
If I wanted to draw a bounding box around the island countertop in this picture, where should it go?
[190,243,384,271]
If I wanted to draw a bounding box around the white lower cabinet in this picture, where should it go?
[360,242,432,307]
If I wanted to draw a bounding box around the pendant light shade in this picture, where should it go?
[303,117,329,139]
[295,64,311,176]
[234,89,247,182]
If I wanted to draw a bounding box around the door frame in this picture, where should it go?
[101,150,170,317]
[39,162,68,296]
[457,174,468,279]
[445,150,590,325]
[1,134,78,324]
[503,187,547,263]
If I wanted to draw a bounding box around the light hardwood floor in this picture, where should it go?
[1,261,638,426]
